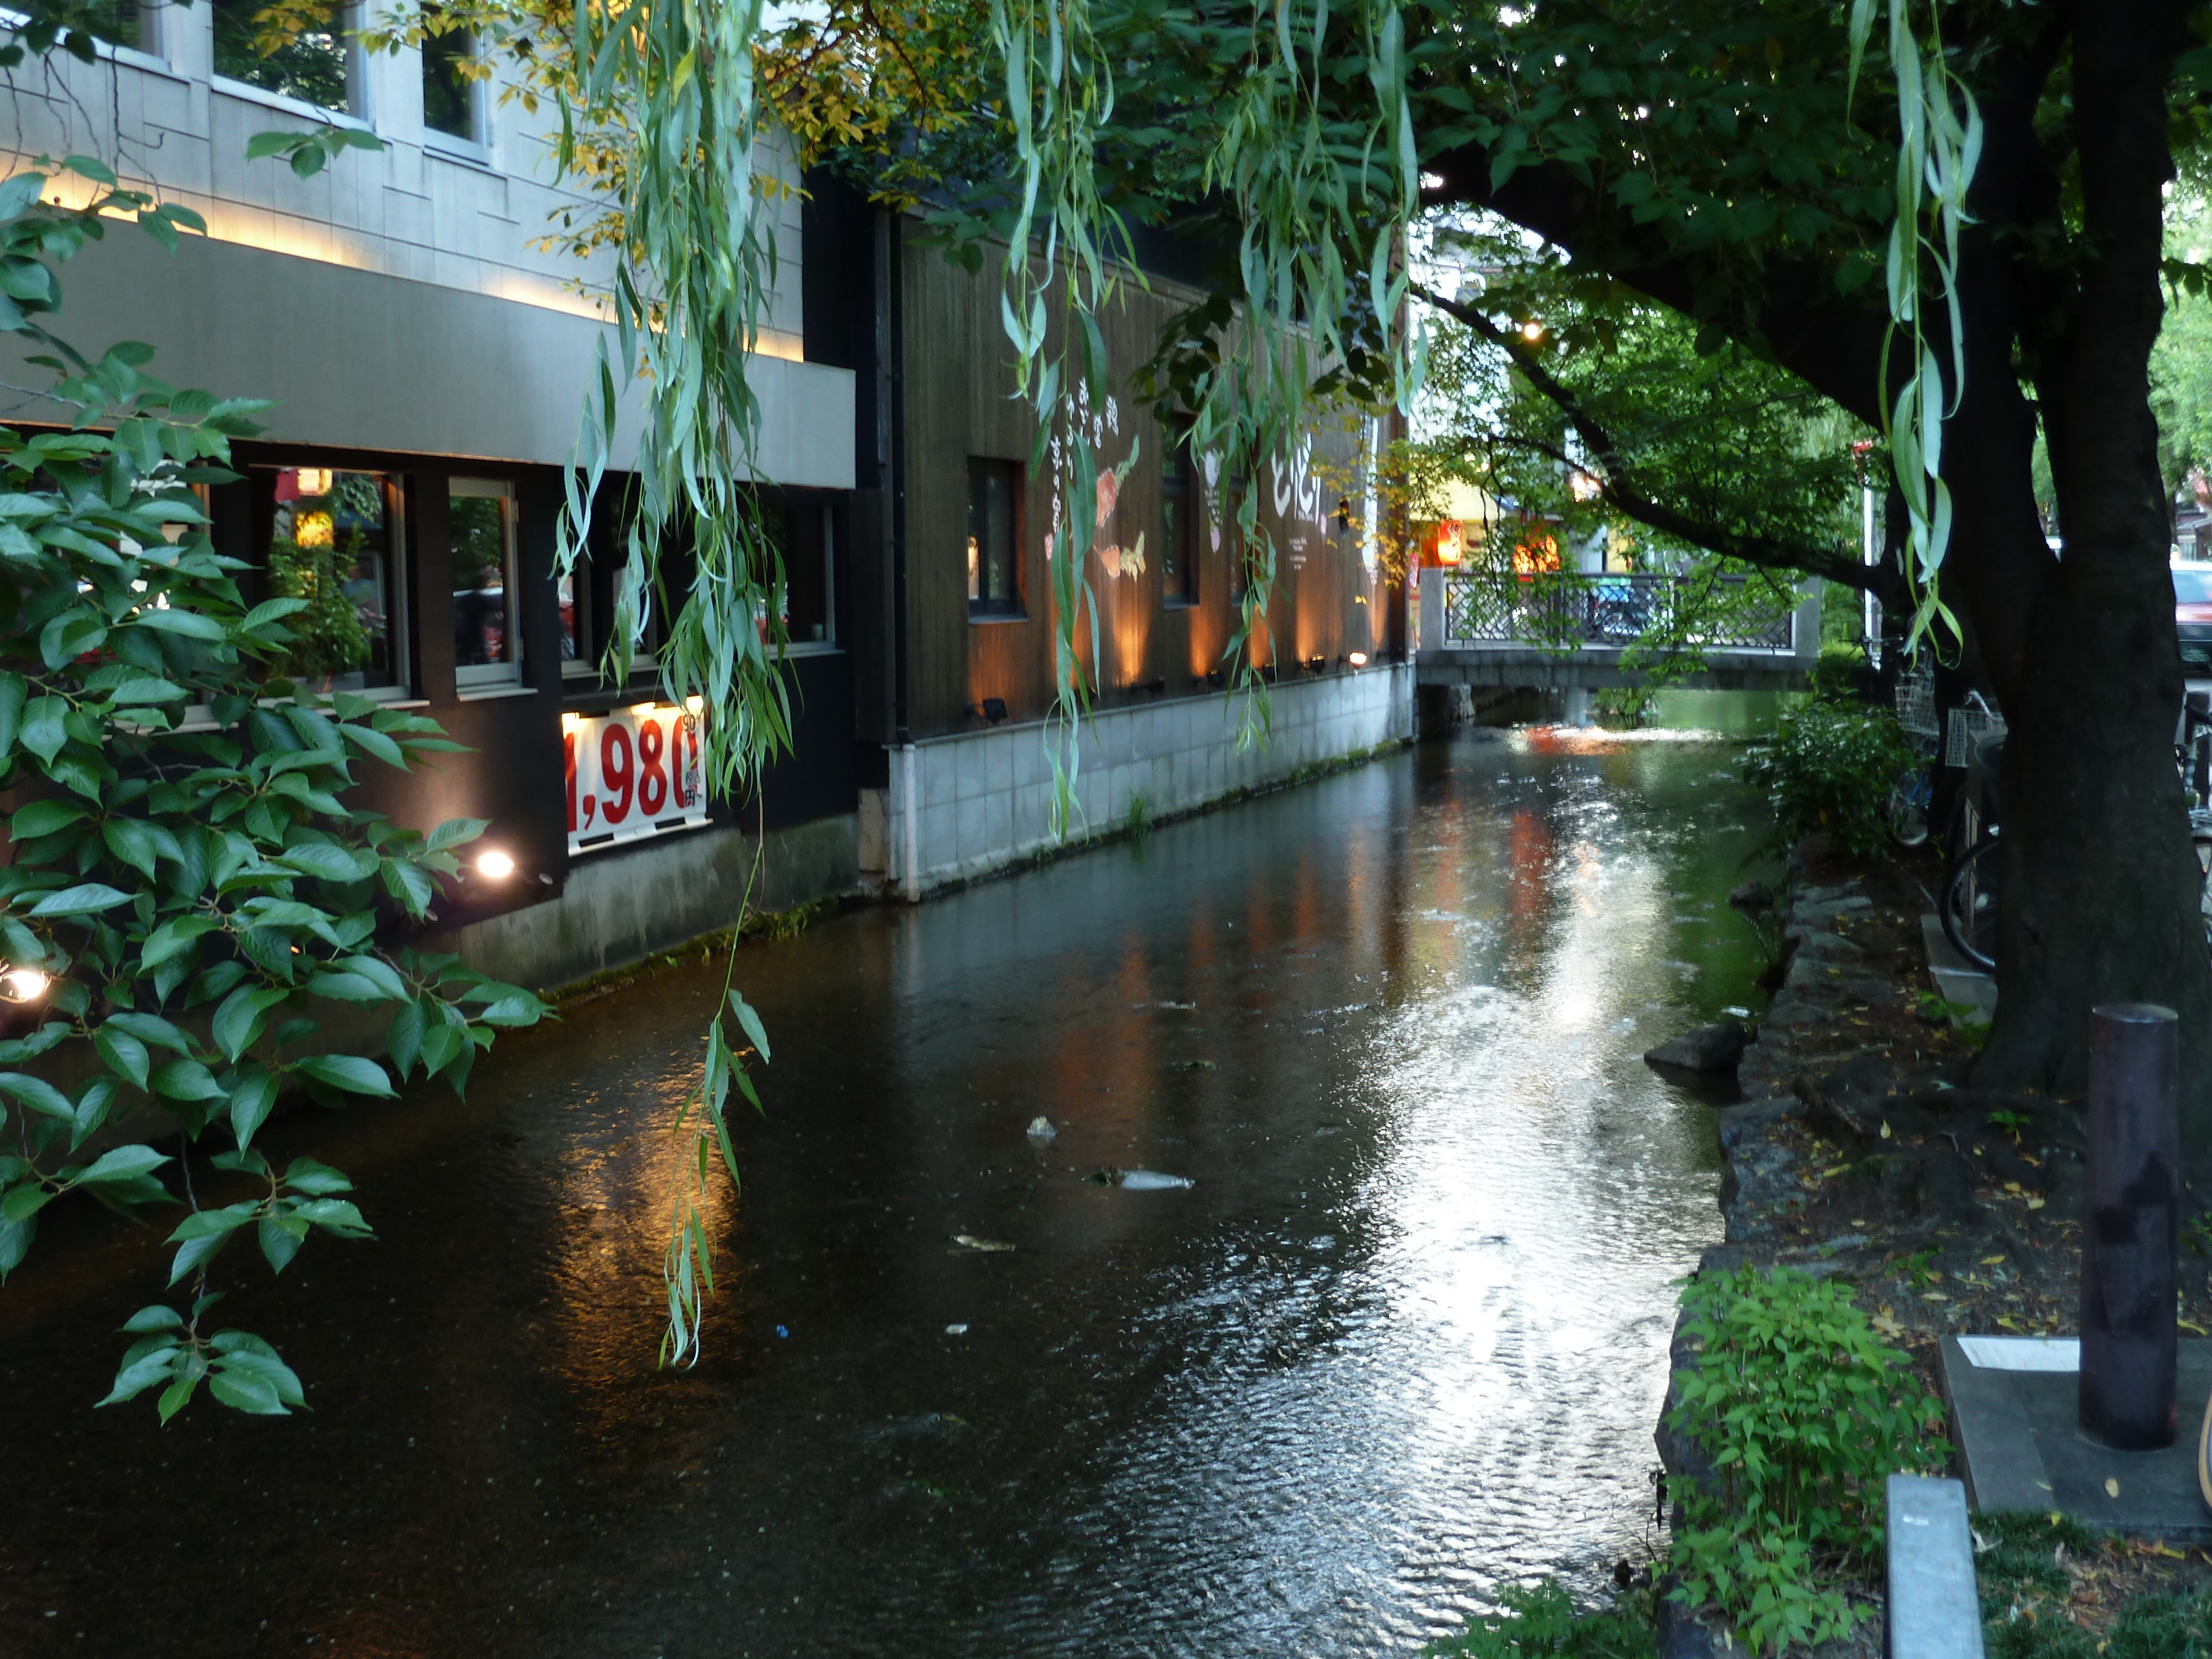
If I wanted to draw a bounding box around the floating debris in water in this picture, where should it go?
[1609,1016,1637,1035]
[775,1325,789,1339]
[952,1234,1015,1253]
[1724,1005,1752,1019]
[945,1324,969,1336]
[1025,1115,1057,1141]
[1117,1169,1196,1191]
[1171,1059,1217,1072]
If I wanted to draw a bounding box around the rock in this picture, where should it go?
[1727,880,1775,912]
[1645,1020,1750,1073]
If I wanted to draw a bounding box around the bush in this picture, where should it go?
[1809,641,1867,703]
[1422,1581,1653,1658]
[1665,1265,1949,1656]
[1740,697,1915,860]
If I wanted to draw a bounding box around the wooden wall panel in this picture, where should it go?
[900,232,1390,741]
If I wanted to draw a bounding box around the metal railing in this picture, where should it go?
[1438,570,1798,653]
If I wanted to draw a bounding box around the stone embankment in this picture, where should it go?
[1650,837,2212,1657]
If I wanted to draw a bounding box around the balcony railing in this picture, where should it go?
[1438,570,1798,653]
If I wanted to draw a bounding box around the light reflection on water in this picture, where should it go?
[0,728,1766,1658]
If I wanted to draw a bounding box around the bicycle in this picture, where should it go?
[1939,734,2002,973]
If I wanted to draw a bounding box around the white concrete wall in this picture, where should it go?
[870,666,1415,895]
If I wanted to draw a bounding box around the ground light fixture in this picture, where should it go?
[1348,652,1369,667]
[476,848,517,880]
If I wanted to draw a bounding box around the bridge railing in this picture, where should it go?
[1437,570,1799,653]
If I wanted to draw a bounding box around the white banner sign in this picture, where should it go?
[563,703,707,853]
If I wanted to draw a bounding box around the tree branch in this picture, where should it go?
[1412,280,1898,603]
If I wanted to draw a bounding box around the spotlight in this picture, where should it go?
[477,849,516,880]
[2,967,50,1001]
[1348,652,1369,666]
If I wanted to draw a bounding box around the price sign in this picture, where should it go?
[562,704,707,853]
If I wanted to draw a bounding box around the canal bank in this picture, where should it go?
[1653,832,2212,1656]
[0,729,1771,1658]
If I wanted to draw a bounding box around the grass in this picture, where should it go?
[1422,1583,1653,1658]
[1976,1511,2212,1658]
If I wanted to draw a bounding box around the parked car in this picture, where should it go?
[2179,562,2212,673]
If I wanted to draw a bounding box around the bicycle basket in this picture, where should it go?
[1895,664,1939,743]
[1944,695,2008,769]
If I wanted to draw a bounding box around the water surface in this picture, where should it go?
[0,728,1772,1657]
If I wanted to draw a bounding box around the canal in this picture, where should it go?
[0,728,1774,1658]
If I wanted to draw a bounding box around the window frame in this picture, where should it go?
[1160,428,1199,611]
[966,457,1025,623]
[419,14,489,156]
[448,476,523,693]
[260,463,415,701]
[210,0,367,120]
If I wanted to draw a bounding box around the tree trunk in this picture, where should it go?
[1971,0,2212,1146]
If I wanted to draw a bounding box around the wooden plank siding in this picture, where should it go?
[899,230,1390,741]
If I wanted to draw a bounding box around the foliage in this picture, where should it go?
[1974,1510,2212,1659]
[1422,1580,1653,1658]
[1810,643,1867,703]
[1665,1264,1948,1655]
[265,530,371,681]
[1742,698,1917,860]
[0,166,547,1418]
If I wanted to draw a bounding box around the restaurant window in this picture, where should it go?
[967,458,1021,619]
[420,14,481,142]
[1161,434,1198,609]
[268,467,406,693]
[777,497,835,647]
[213,0,354,111]
[449,478,520,688]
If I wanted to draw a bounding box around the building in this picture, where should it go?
[0,21,1413,989]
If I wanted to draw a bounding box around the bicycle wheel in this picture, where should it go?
[1941,836,2000,973]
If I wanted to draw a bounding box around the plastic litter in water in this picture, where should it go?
[1117,1170,1195,1191]
[775,1325,789,1339]
[952,1234,1015,1253]
[1025,1115,1057,1141]
[1609,1017,1636,1035]
[1724,1005,1752,1019]
[945,1323,969,1336]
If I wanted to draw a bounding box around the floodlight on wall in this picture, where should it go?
[477,848,517,880]
[1348,652,1369,667]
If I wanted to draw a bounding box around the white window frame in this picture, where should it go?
[418,15,488,161]
[207,0,369,123]
[450,477,524,694]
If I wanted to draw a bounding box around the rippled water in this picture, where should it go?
[0,728,1773,1658]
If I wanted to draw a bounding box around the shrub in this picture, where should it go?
[1740,698,1915,859]
[1422,1581,1653,1658]
[1665,1265,1949,1655]
[1810,642,1867,703]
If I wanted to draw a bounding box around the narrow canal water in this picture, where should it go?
[0,728,1775,1659]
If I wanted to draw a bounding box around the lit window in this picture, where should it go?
[449,478,520,688]
[967,458,1022,619]
[268,467,406,693]
[1161,432,1198,609]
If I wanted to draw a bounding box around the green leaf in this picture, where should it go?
[155,1371,199,1422]
[280,1156,353,1196]
[20,695,66,764]
[258,1211,309,1274]
[227,1069,279,1148]
[337,722,406,768]
[150,1057,223,1101]
[121,1303,185,1332]
[75,1144,168,1185]
[140,912,221,970]
[212,983,286,1062]
[100,1343,182,1407]
[10,798,87,838]
[109,676,187,704]
[0,1071,74,1120]
[728,991,771,1063]
[292,1052,393,1098]
[386,998,426,1078]
[130,606,227,641]
[106,1010,191,1053]
[277,843,377,883]
[28,882,133,917]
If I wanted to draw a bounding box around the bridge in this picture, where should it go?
[1415,570,1819,691]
